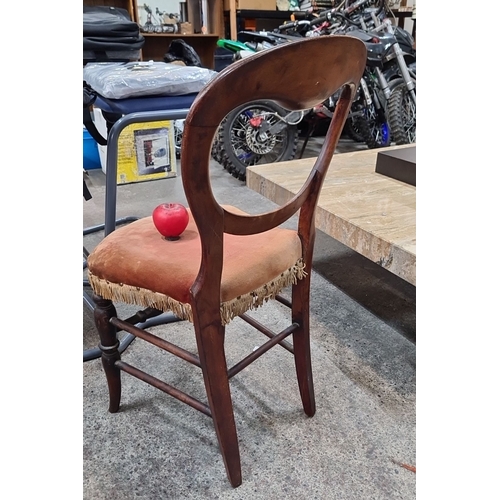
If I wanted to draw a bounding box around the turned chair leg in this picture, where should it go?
[93,294,122,413]
[292,277,316,417]
[194,321,242,487]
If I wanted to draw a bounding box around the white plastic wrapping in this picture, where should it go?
[83,61,217,99]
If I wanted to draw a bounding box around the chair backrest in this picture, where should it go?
[180,35,366,300]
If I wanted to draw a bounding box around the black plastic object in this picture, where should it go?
[214,47,234,72]
[375,146,416,186]
[163,39,203,67]
[83,85,107,146]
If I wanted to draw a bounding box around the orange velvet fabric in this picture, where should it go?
[87,207,302,305]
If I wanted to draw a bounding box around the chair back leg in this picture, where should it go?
[292,275,316,417]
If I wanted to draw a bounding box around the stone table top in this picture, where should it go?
[246,145,416,286]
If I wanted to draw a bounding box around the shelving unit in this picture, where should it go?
[224,7,416,40]
[140,33,220,68]
[84,0,224,69]
[133,0,223,68]
[224,9,294,38]
[83,0,135,19]
[84,1,415,68]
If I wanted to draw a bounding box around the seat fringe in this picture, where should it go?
[87,259,306,326]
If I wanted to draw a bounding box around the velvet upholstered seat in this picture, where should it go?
[88,206,304,324]
[87,35,366,488]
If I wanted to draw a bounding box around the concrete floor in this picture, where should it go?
[83,135,416,499]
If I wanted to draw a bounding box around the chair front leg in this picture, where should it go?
[193,318,242,488]
[93,294,122,413]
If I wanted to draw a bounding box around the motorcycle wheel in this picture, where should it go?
[211,134,224,164]
[352,103,391,149]
[218,100,299,181]
[343,117,365,143]
[387,82,416,145]
[173,120,184,159]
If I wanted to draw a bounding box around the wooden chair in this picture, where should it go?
[87,35,366,487]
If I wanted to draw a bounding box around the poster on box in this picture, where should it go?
[116,121,177,184]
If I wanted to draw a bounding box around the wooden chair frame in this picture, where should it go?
[91,36,366,487]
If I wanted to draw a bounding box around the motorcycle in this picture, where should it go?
[209,0,416,178]
[376,17,416,144]
[309,0,416,147]
[356,9,416,144]
[212,32,308,181]
[270,7,389,151]
[298,4,392,149]
[345,1,416,144]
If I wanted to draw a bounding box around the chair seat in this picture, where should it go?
[87,206,305,324]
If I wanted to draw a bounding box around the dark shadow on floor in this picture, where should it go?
[312,230,416,344]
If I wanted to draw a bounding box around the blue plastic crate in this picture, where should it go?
[83,127,102,170]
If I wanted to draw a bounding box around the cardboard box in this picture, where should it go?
[223,0,276,11]
[375,146,416,186]
[179,22,193,34]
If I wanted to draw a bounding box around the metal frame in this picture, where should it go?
[83,108,191,362]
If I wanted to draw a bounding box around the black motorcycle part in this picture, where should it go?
[352,89,391,150]
[393,26,415,55]
[353,113,390,149]
[218,100,299,181]
[343,0,385,24]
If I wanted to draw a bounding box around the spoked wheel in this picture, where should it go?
[388,82,416,145]
[352,101,391,149]
[218,100,299,181]
[343,116,365,143]
[211,137,224,164]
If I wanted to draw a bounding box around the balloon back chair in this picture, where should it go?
[86,35,366,487]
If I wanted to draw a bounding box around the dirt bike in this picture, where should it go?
[212,32,308,181]
[378,18,416,144]
[303,4,392,149]
[355,9,416,144]
[272,7,388,151]
[215,101,305,181]
[313,0,416,147]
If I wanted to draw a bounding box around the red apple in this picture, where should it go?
[152,203,189,240]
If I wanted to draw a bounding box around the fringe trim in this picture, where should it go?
[87,258,307,326]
